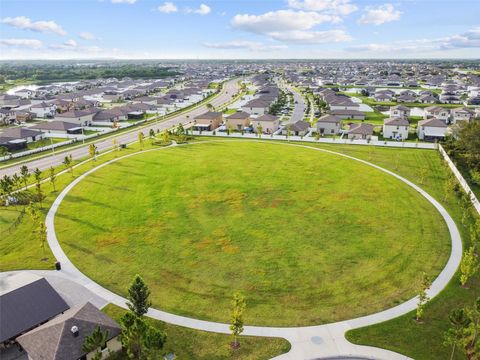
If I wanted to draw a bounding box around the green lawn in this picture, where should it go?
[26,137,67,150]
[55,141,450,326]
[296,142,479,360]
[103,304,290,360]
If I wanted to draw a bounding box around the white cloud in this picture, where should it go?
[287,0,358,15]
[196,4,211,15]
[50,39,78,50]
[268,29,351,43]
[348,27,480,53]
[203,40,287,51]
[1,16,67,36]
[158,2,177,13]
[79,31,97,40]
[0,38,43,49]
[358,3,401,25]
[231,10,348,44]
[111,0,137,3]
[232,10,341,33]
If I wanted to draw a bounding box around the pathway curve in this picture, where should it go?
[43,140,462,360]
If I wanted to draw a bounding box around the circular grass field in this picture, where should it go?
[55,141,451,326]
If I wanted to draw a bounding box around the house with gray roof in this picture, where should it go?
[17,302,121,360]
[316,114,342,135]
[383,117,410,140]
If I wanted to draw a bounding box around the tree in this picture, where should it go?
[63,155,73,177]
[26,204,47,254]
[0,146,8,157]
[444,308,469,360]
[256,125,263,138]
[138,132,145,149]
[416,272,431,322]
[20,165,29,190]
[149,129,155,144]
[127,275,151,317]
[12,173,21,191]
[89,143,98,162]
[161,131,170,144]
[82,326,109,360]
[49,167,56,192]
[454,121,480,169]
[286,126,291,140]
[120,276,166,359]
[206,103,214,111]
[0,175,14,205]
[229,292,246,349]
[33,168,43,207]
[419,167,428,185]
[460,246,479,287]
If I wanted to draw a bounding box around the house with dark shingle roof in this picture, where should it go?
[282,120,310,136]
[0,273,70,346]
[17,302,121,360]
[347,123,374,140]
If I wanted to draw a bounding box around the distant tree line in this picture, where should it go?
[0,63,180,82]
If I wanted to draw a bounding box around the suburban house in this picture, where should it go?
[55,109,98,126]
[424,106,450,122]
[347,123,374,140]
[0,128,44,151]
[225,111,251,130]
[252,114,279,134]
[329,109,365,120]
[0,273,70,347]
[193,111,223,131]
[451,107,475,124]
[17,302,122,360]
[383,117,410,140]
[29,102,57,118]
[30,121,83,135]
[390,105,411,118]
[316,115,342,135]
[241,99,271,116]
[282,120,310,136]
[417,118,448,141]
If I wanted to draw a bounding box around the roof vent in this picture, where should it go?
[71,325,79,337]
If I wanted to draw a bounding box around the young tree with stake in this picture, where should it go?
[230,292,246,349]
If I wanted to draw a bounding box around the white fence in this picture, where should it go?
[191,131,437,149]
[439,144,480,215]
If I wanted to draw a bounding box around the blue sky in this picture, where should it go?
[0,0,479,59]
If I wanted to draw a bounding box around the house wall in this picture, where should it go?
[390,109,410,118]
[383,125,409,140]
[241,106,267,116]
[329,104,359,111]
[253,120,279,134]
[225,118,250,130]
[316,122,340,135]
[417,126,446,140]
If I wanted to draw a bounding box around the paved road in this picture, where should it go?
[41,140,461,360]
[287,86,306,124]
[0,78,240,177]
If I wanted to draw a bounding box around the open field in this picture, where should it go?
[295,142,479,360]
[103,304,290,360]
[55,141,450,326]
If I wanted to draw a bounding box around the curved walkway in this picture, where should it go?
[43,140,462,360]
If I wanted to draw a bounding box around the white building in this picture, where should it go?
[383,117,410,140]
[417,118,448,141]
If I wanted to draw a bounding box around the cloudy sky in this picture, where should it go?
[0,0,479,59]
